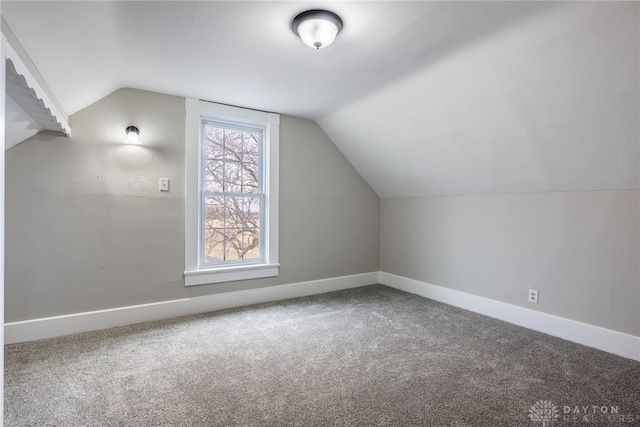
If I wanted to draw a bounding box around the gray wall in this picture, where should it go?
[5,88,380,321]
[380,190,640,336]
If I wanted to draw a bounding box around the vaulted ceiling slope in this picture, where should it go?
[319,2,640,197]
[2,1,638,197]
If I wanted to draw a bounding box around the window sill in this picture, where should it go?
[184,263,280,286]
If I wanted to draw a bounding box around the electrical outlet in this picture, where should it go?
[528,289,539,304]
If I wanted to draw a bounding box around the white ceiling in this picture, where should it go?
[2,1,639,197]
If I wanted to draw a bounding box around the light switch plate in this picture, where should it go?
[159,178,170,192]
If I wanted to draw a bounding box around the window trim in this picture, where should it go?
[184,98,279,286]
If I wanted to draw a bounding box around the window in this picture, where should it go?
[201,121,262,265]
[185,99,279,286]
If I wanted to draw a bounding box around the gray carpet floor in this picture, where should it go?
[4,285,640,426]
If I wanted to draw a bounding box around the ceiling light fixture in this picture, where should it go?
[124,125,140,144]
[292,10,343,50]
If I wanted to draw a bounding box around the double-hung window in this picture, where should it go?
[185,99,279,286]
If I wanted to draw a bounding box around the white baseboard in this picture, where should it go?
[7,271,638,362]
[380,272,640,362]
[4,272,379,344]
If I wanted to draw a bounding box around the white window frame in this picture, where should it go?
[184,98,279,286]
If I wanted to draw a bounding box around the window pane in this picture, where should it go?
[203,125,224,159]
[244,131,259,157]
[222,128,243,162]
[203,122,262,195]
[224,196,244,230]
[203,124,224,193]
[224,196,261,261]
[241,198,261,262]
[241,229,260,261]
[242,161,259,192]
[242,197,261,229]
[203,163,223,192]
[203,196,225,265]
[224,227,242,261]
[202,195,261,264]
[243,131,260,191]
[223,160,242,193]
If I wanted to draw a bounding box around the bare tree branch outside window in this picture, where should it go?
[202,122,262,265]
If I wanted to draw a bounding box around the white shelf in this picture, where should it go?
[2,18,70,149]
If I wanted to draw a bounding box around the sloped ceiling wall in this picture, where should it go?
[2,1,638,198]
[318,2,639,197]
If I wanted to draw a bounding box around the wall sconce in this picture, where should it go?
[124,125,140,144]
[292,10,343,49]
